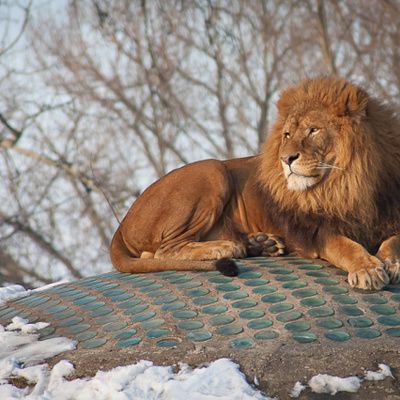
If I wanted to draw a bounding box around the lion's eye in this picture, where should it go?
[309,127,320,135]
[284,132,290,139]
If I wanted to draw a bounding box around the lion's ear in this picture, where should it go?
[338,85,369,118]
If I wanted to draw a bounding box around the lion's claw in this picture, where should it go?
[348,265,389,290]
[246,232,286,257]
[383,260,400,284]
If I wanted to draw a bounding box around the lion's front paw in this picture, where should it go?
[246,232,286,257]
[383,260,400,284]
[347,261,389,290]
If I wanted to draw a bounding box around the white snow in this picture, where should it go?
[6,317,49,333]
[308,374,361,395]
[289,381,306,398]
[364,364,394,381]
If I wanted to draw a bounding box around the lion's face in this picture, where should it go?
[279,110,337,191]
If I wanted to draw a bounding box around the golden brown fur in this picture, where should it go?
[111,77,400,290]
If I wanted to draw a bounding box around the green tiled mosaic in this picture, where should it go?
[1,257,400,351]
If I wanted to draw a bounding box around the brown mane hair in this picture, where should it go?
[258,77,400,251]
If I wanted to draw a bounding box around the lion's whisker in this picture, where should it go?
[317,163,344,171]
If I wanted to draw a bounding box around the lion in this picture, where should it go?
[110,77,400,290]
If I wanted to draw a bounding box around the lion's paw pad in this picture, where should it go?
[247,232,286,257]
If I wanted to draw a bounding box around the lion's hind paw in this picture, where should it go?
[383,260,400,284]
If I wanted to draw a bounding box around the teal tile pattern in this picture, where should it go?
[1,256,400,351]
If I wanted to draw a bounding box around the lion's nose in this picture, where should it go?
[281,153,300,166]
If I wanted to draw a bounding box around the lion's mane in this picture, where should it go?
[258,77,400,253]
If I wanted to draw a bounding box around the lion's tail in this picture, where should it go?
[110,228,238,276]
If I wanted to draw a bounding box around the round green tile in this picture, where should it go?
[314,278,339,286]
[130,311,156,322]
[300,298,326,307]
[103,322,128,332]
[45,305,68,314]
[252,286,277,294]
[282,281,307,289]
[247,319,273,330]
[141,319,165,329]
[216,284,241,292]
[269,268,294,275]
[230,338,254,348]
[81,302,106,311]
[223,291,248,300]
[261,294,286,303]
[316,318,343,329]
[355,328,381,339]
[90,307,113,318]
[187,331,212,342]
[391,294,400,302]
[208,276,233,284]
[153,295,178,305]
[293,332,318,343]
[157,339,179,347]
[202,305,227,314]
[176,281,201,289]
[269,303,294,313]
[348,317,373,328]
[325,330,351,341]
[95,315,119,324]
[193,296,218,305]
[276,311,303,322]
[123,304,148,315]
[52,310,76,321]
[285,321,310,332]
[147,289,172,297]
[74,296,98,305]
[244,279,269,287]
[332,295,358,304]
[81,338,108,349]
[239,309,265,319]
[254,330,279,340]
[385,328,400,337]
[113,329,136,340]
[117,337,142,347]
[292,289,317,298]
[146,329,169,338]
[76,331,97,341]
[370,305,396,315]
[209,315,235,326]
[66,324,91,334]
[161,302,186,311]
[103,289,126,297]
[131,279,155,288]
[95,283,119,292]
[239,271,262,279]
[377,316,400,326]
[38,326,55,338]
[117,299,142,309]
[185,288,209,297]
[178,320,204,330]
[109,293,134,302]
[339,306,363,316]
[232,300,257,308]
[275,274,300,282]
[363,295,387,304]
[140,284,164,293]
[172,310,197,319]
[217,325,243,335]
[323,286,348,294]
[298,264,323,270]
[306,271,330,277]
[36,300,61,310]
[308,307,335,318]
[58,317,84,327]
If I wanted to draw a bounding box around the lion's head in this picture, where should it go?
[260,77,400,241]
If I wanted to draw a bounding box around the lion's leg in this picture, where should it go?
[154,240,246,261]
[376,235,400,284]
[320,235,389,290]
[246,233,286,257]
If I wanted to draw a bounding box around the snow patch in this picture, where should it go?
[308,374,361,395]
[6,317,49,333]
[365,364,394,381]
[289,381,306,398]
[0,285,29,305]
